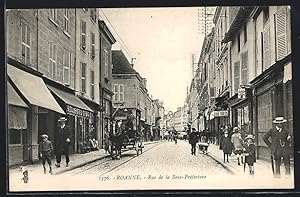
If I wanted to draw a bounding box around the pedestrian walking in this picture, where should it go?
[243,134,256,176]
[189,128,199,156]
[231,127,244,165]
[39,134,54,174]
[55,116,71,168]
[263,117,292,178]
[221,131,232,163]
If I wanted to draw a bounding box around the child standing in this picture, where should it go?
[39,134,54,174]
[221,131,232,163]
[243,134,256,176]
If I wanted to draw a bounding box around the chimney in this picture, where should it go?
[131,58,136,67]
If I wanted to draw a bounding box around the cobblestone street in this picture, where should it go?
[9,140,294,191]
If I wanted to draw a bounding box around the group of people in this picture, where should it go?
[38,116,70,174]
[188,128,209,155]
[187,116,292,178]
[220,116,292,177]
[220,126,256,175]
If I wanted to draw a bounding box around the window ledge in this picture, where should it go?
[49,18,58,27]
[63,31,71,38]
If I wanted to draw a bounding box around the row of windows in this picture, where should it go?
[48,8,97,34]
[21,21,72,85]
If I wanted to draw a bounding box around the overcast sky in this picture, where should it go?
[100,7,207,112]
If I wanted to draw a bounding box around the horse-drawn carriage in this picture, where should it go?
[108,118,144,160]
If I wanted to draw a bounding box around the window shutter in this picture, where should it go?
[276,7,287,61]
[114,84,119,102]
[241,52,248,85]
[63,52,70,85]
[48,43,52,77]
[263,22,270,71]
[53,44,57,78]
[119,84,124,102]
[234,61,240,93]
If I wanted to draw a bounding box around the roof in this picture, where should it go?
[112,50,138,75]
[222,6,255,43]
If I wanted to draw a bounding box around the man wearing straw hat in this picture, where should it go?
[55,116,71,168]
[263,117,292,178]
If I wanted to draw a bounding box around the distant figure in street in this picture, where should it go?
[55,117,71,168]
[174,131,178,144]
[243,134,256,176]
[39,134,54,174]
[263,117,292,178]
[198,133,209,154]
[104,131,110,154]
[189,128,199,156]
[231,127,244,165]
[221,131,232,163]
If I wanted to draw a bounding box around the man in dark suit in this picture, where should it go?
[189,128,199,156]
[55,116,71,167]
[263,117,292,178]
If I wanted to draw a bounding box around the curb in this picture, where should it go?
[207,153,238,175]
[55,140,162,174]
[55,154,111,175]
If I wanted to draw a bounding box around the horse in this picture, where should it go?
[109,131,126,160]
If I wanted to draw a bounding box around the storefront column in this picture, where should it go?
[31,106,39,162]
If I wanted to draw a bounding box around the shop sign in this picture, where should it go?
[115,116,127,120]
[66,105,93,118]
[238,87,246,99]
[214,110,228,117]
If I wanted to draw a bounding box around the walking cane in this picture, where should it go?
[243,150,246,173]
[271,154,275,175]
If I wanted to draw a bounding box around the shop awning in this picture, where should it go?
[7,64,65,114]
[8,81,28,108]
[47,85,93,115]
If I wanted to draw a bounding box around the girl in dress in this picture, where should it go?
[243,134,256,176]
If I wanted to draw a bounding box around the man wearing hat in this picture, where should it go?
[39,134,54,174]
[263,117,292,177]
[55,116,71,167]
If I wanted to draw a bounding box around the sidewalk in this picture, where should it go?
[9,140,161,176]
[207,144,294,177]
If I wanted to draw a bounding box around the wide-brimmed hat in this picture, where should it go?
[272,117,287,124]
[58,117,67,122]
[41,134,48,139]
[245,134,255,140]
[233,127,240,133]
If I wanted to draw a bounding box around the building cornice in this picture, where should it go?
[98,20,116,44]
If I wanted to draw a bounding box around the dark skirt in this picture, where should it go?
[245,155,256,165]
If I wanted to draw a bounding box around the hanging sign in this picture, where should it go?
[214,110,228,117]
[238,87,247,99]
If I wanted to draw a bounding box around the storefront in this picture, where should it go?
[251,55,292,160]
[101,88,114,149]
[7,63,65,164]
[46,84,94,154]
[228,88,252,140]
[8,81,29,166]
[210,91,230,146]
